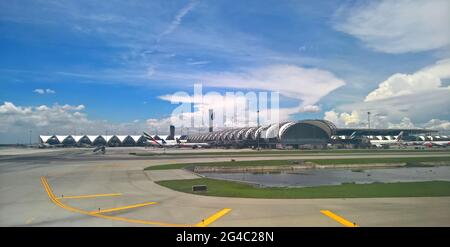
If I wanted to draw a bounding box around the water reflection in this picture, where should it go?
[200,166,450,187]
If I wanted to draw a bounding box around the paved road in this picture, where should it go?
[1,148,449,227]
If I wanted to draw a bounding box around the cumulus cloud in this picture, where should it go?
[0,102,90,136]
[335,0,450,53]
[365,59,450,101]
[200,64,345,107]
[325,59,450,129]
[156,65,343,127]
[325,110,450,133]
[62,104,85,111]
[324,110,363,128]
[0,101,170,144]
[423,119,450,131]
[33,89,45,94]
[33,88,56,94]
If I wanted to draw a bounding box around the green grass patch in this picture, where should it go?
[144,156,450,170]
[156,178,450,198]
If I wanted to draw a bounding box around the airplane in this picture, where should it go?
[394,134,450,148]
[143,131,209,149]
[93,145,106,154]
[175,138,210,149]
[369,131,404,148]
[422,140,450,148]
[38,143,52,148]
[38,143,63,148]
[143,132,165,147]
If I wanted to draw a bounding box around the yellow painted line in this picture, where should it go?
[57,193,122,199]
[40,176,189,227]
[195,208,232,227]
[320,210,358,227]
[25,217,35,225]
[91,201,157,214]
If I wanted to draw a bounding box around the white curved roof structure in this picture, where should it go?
[101,135,115,142]
[86,135,99,142]
[115,135,128,142]
[264,123,280,139]
[72,135,84,143]
[39,135,53,143]
[55,135,67,143]
[130,135,142,142]
[278,122,296,138]
[39,133,180,146]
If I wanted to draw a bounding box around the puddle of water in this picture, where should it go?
[200,166,450,187]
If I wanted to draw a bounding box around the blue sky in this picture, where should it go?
[1,0,449,142]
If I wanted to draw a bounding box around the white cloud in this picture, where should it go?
[156,65,344,127]
[335,0,450,53]
[159,92,282,127]
[324,109,450,133]
[0,102,90,133]
[299,105,321,113]
[33,89,45,94]
[423,119,450,131]
[387,117,416,129]
[325,59,450,129]
[0,101,168,144]
[324,110,363,128]
[365,59,450,101]
[62,104,85,111]
[159,0,199,39]
[33,88,56,94]
[187,60,210,66]
[200,64,345,107]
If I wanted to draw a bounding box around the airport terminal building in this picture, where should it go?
[188,120,439,148]
[39,119,442,148]
[38,134,185,147]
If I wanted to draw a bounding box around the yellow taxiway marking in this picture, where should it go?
[57,193,122,200]
[91,201,157,214]
[41,176,190,227]
[41,176,231,227]
[320,210,358,227]
[196,208,232,227]
[26,217,36,224]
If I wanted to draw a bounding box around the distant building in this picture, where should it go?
[40,119,439,148]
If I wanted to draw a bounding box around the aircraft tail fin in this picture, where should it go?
[143,132,162,146]
[396,131,404,141]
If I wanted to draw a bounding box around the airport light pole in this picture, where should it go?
[29,130,32,146]
[367,112,371,129]
[257,109,260,150]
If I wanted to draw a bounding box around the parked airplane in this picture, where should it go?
[93,145,106,154]
[143,132,209,149]
[175,138,210,149]
[143,132,165,147]
[369,132,404,148]
[422,140,450,147]
[397,135,450,148]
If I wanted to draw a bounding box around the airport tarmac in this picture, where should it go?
[1,147,449,227]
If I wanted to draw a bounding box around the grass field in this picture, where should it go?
[156,178,450,198]
[144,156,450,170]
